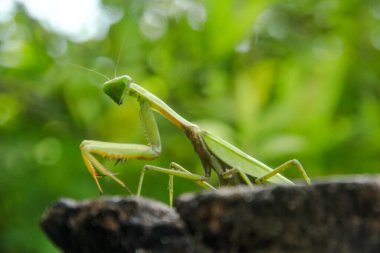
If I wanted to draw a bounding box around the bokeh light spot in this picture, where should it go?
[33,137,62,166]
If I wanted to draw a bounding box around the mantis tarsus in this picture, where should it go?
[80,75,311,206]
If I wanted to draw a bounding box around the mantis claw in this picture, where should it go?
[114,159,122,166]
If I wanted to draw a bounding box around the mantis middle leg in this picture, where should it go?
[138,162,216,207]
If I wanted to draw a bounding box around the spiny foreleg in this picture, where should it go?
[80,100,161,193]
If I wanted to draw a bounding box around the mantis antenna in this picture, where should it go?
[113,33,126,78]
[68,63,110,81]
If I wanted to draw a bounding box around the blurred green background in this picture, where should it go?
[1,0,380,252]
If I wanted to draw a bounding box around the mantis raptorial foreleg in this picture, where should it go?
[81,91,210,202]
[80,100,161,194]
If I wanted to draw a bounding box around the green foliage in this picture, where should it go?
[1,0,380,252]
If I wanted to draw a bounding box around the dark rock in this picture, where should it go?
[40,196,199,253]
[41,176,380,253]
[175,176,380,253]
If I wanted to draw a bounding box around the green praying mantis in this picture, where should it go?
[80,75,311,206]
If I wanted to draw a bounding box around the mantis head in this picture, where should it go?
[102,75,132,104]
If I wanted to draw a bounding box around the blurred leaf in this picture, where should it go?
[1,0,380,252]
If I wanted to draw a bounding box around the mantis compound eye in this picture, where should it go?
[103,75,132,105]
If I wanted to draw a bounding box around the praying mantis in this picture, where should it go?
[80,75,311,206]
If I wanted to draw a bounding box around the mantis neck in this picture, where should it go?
[128,83,195,130]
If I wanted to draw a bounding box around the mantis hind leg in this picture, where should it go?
[138,162,215,207]
[254,159,311,185]
[80,100,161,194]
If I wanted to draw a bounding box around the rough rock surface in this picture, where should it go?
[177,177,380,253]
[41,176,380,253]
[40,197,198,253]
